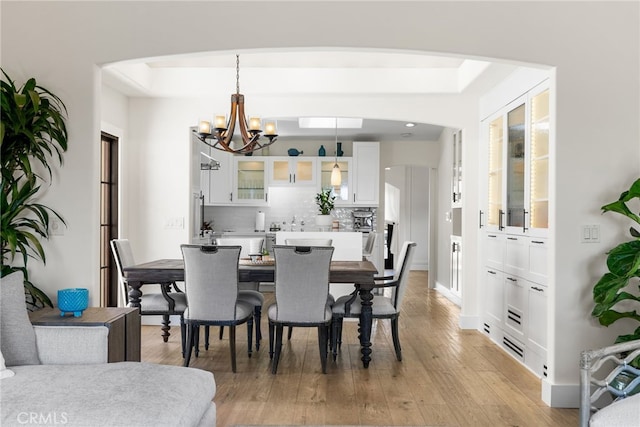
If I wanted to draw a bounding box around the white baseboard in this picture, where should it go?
[542,379,580,408]
[434,280,461,307]
[459,315,480,330]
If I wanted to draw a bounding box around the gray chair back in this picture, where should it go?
[284,238,332,247]
[110,239,136,306]
[363,233,376,256]
[273,245,334,323]
[391,241,417,310]
[216,237,264,258]
[181,245,242,321]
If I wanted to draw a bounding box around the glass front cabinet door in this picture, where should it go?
[483,81,550,237]
[233,157,268,205]
[318,158,351,205]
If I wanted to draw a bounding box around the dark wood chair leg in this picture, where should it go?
[272,324,283,374]
[194,325,200,357]
[180,315,186,358]
[287,326,293,340]
[183,323,195,367]
[391,316,402,361]
[268,321,275,359]
[247,317,253,358]
[254,305,262,351]
[318,325,328,374]
[331,317,340,361]
[161,314,171,342]
[230,325,237,373]
[204,325,210,350]
[219,326,224,340]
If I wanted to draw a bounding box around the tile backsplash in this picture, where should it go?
[204,187,376,232]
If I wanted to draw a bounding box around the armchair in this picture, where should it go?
[580,339,640,427]
[1,271,216,427]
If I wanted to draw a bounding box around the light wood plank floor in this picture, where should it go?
[140,271,578,426]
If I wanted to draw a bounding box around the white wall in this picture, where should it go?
[3,1,638,407]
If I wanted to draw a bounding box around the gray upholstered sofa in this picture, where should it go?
[1,272,216,426]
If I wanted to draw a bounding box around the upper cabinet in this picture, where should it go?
[318,158,352,205]
[352,141,380,205]
[452,129,463,207]
[269,157,317,187]
[482,81,550,237]
[200,148,233,205]
[233,157,268,205]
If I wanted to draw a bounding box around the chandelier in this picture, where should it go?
[194,54,278,155]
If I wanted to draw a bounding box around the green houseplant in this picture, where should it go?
[1,69,68,309]
[315,188,335,228]
[592,178,640,366]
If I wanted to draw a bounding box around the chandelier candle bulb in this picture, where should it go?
[199,120,211,134]
[265,122,277,136]
[214,115,227,130]
[249,117,261,131]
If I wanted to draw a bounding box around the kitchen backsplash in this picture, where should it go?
[204,187,376,232]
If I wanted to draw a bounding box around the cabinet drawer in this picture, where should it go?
[504,235,527,277]
[528,238,548,285]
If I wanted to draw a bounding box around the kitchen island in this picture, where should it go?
[275,231,363,261]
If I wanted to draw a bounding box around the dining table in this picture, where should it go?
[122,258,379,368]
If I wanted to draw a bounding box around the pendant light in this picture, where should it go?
[330,118,342,187]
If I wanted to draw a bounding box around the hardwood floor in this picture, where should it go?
[140,271,578,426]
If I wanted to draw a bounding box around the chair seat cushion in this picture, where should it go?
[1,362,215,426]
[238,290,264,306]
[332,294,397,316]
[139,292,187,313]
[589,393,640,427]
[267,303,332,323]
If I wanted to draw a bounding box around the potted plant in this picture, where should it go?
[1,69,68,309]
[592,177,640,369]
[315,188,335,228]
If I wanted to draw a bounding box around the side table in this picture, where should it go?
[29,307,141,362]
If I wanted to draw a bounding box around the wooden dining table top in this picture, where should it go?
[123,258,378,287]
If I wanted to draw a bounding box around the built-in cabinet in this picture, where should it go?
[452,129,462,207]
[480,80,551,380]
[482,81,549,238]
[450,235,462,297]
[269,157,317,187]
[199,141,379,207]
[200,149,233,205]
[352,141,379,205]
[233,157,268,205]
[318,158,352,204]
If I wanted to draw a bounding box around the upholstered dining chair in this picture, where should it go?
[213,237,265,351]
[110,239,187,351]
[331,241,416,362]
[282,238,333,340]
[268,245,334,374]
[181,244,254,373]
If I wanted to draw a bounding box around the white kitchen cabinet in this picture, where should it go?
[450,235,462,297]
[352,141,379,205]
[504,274,526,342]
[318,158,352,205]
[484,268,504,331]
[527,283,547,355]
[482,81,550,237]
[452,129,462,207]
[528,238,548,285]
[233,157,269,205]
[485,233,505,271]
[504,235,527,278]
[200,149,233,205]
[269,157,317,187]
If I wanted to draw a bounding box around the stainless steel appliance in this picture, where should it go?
[352,210,374,232]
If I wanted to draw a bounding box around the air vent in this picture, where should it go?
[483,323,491,335]
[502,335,524,361]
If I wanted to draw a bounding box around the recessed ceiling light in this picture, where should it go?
[405,123,416,128]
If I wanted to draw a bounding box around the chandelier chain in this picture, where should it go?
[236,54,240,94]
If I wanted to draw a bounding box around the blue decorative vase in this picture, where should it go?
[336,142,343,157]
[318,145,326,156]
[58,288,89,317]
[287,148,303,156]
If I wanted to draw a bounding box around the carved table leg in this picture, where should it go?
[161,314,171,342]
[128,281,142,308]
[358,287,374,368]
